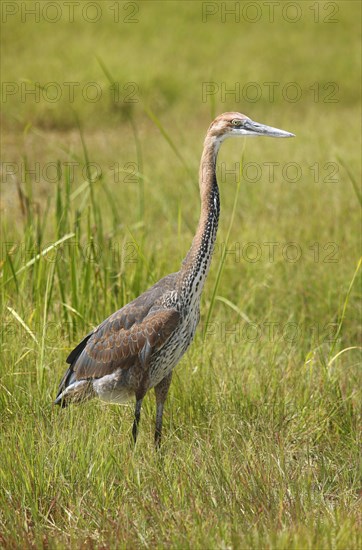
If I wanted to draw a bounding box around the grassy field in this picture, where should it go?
[1,1,361,548]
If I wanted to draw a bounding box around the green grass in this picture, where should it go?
[1,1,361,548]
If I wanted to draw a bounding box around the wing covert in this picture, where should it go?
[74,308,180,380]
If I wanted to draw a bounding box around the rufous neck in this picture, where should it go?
[178,134,221,300]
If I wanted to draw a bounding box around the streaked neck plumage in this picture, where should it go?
[178,133,224,304]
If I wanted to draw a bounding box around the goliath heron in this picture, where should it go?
[55,112,294,446]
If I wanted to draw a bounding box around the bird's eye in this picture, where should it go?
[231,119,242,127]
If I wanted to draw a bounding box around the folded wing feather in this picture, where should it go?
[74,308,180,379]
[56,273,179,400]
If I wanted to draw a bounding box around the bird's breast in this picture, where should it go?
[148,306,200,388]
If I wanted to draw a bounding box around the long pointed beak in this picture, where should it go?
[244,119,295,138]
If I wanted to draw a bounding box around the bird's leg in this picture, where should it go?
[154,372,173,448]
[132,398,143,444]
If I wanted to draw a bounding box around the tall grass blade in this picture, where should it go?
[4,252,19,295]
[129,116,145,224]
[328,346,362,367]
[329,256,362,358]
[337,156,362,207]
[143,105,192,179]
[215,295,252,323]
[6,306,38,345]
[38,262,55,389]
[3,233,75,285]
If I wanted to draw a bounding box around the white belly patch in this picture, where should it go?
[93,372,133,404]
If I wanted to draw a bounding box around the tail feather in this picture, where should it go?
[55,332,94,407]
[56,366,76,394]
[66,332,93,365]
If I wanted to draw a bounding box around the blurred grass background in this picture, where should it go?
[1,1,361,548]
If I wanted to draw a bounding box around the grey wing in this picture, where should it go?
[73,308,180,379]
[55,273,179,399]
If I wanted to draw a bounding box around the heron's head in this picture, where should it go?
[208,112,295,141]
